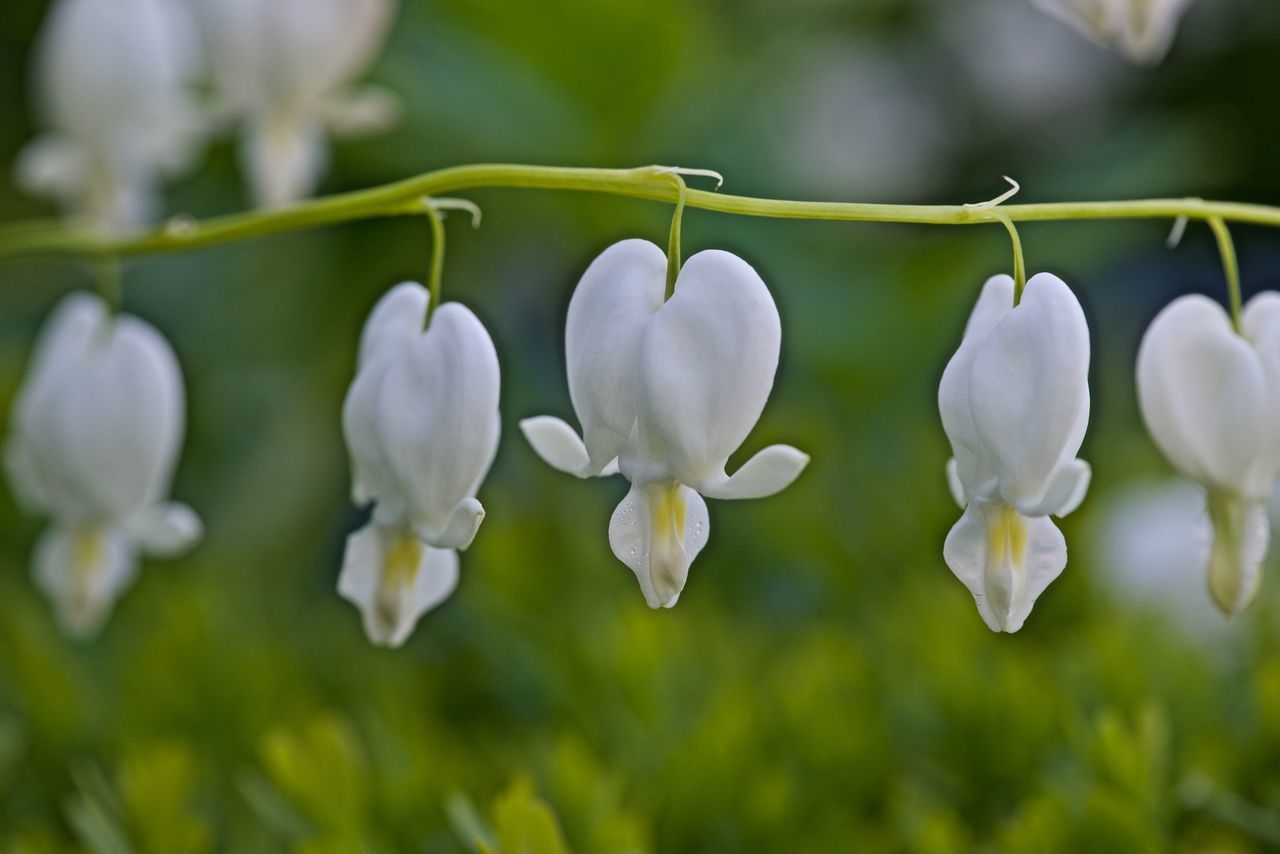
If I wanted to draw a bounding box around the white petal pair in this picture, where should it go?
[191,0,399,208]
[1032,0,1195,64]
[15,0,205,232]
[339,284,500,646]
[1136,293,1280,616]
[939,274,1092,632]
[522,240,809,608]
[4,293,202,636]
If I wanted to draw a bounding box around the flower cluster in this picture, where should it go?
[15,0,398,233]
[0,237,811,644]
[5,232,1278,643]
[937,268,1280,632]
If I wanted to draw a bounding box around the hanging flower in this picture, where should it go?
[521,240,809,608]
[191,0,399,208]
[1136,293,1280,617]
[4,293,202,637]
[339,283,500,646]
[1031,0,1195,64]
[14,0,205,232]
[939,273,1092,632]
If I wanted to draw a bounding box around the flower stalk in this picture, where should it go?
[5,164,1280,262]
[423,202,446,322]
[93,254,121,314]
[1208,216,1243,333]
[663,172,686,300]
[415,196,483,322]
[995,213,1027,304]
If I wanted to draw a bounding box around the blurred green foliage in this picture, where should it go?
[3,0,1280,850]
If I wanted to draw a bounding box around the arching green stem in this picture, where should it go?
[1208,216,1243,333]
[5,165,1280,261]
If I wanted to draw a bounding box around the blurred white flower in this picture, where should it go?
[15,0,204,233]
[939,0,1118,131]
[339,284,500,647]
[192,0,399,208]
[1032,0,1195,64]
[521,240,808,608]
[1136,293,1280,616]
[4,293,202,637]
[939,274,1092,632]
[1090,477,1228,640]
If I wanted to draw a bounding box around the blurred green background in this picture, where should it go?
[3,0,1280,850]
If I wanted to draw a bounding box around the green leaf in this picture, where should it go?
[488,777,570,854]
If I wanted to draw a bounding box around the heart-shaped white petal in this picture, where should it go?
[943,501,1067,633]
[6,293,108,513]
[342,356,397,511]
[356,281,428,367]
[338,522,459,648]
[343,299,500,548]
[608,482,710,608]
[344,282,429,506]
[967,273,1091,515]
[53,315,186,521]
[192,0,394,114]
[561,239,666,475]
[1241,292,1280,494]
[39,0,201,142]
[1137,295,1269,497]
[635,249,782,487]
[939,274,1015,491]
[11,296,187,524]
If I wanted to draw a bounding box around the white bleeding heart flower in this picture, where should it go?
[191,0,399,208]
[1136,292,1280,617]
[939,273,1092,633]
[338,283,500,646]
[521,240,809,608]
[14,0,205,232]
[1031,0,1195,64]
[4,293,202,637]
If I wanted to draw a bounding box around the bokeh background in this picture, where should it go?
[3,0,1280,850]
